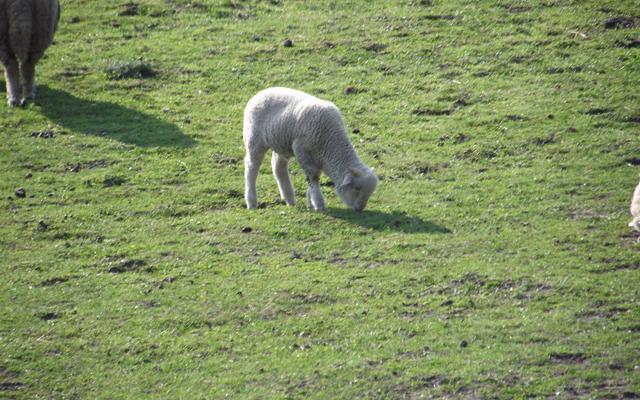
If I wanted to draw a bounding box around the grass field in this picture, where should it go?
[1,0,639,398]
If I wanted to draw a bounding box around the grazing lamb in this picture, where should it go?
[630,180,640,231]
[0,0,60,107]
[243,87,378,212]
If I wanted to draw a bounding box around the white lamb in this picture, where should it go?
[630,180,640,231]
[243,87,378,212]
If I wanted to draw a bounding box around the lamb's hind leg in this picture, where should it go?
[2,58,21,107]
[292,141,324,211]
[244,145,267,209]
[271,152,296,206]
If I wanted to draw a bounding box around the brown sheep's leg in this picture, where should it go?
[20,60,37,106]
[3,58,21,107]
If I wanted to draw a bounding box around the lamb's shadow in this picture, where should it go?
[325,208,451,234]
[36,86,196,148]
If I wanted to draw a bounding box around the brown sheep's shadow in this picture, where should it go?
[36,86,196,148]
[325,208,451,234]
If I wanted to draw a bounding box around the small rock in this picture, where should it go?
[162,107,170,113]
[604,16,637,30]
[25,173,32,179]
[15,188,26,198]
[241,226,252,233]
[344,86,356,95]
[282,39,293,47]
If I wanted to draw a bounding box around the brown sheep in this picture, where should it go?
[0,0,60,107]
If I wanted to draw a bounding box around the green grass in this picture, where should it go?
[1,0,639,398]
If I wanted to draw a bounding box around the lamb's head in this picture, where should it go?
[336,167,378,212]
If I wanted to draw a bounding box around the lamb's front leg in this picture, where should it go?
[271,152,296,206]
[293,141,325,211]
[305,176,325,211]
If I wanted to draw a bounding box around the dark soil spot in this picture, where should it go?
[501,4,531,13]
[506,114,524,121]
[460,340,468,348]
[352,127,360,134]
[14,188,26,198]
[119,3,139,16]
[625,157,640,166]
[39,312,61,321]
[30,129,55,138]
[531,133,556,146]
[453,98,471,108]
[614,263,640,271]
[454,133,469,143]
[282,39,293,47]
[616,38,640,48]
[241,227,252,233]
[108,258,147,273]
[70,16,80,23]
[547,66,583,74]
[37,221,48,232]
[103,176,126,187]
[549,352,587,364]
[421,15,457,20]
[290,293,335,304]
[604,16,638,29]
[413,108,452,116]
[211,152,241,166]
[0,382,25,391]
[39,277,71,287]
[364,43,387,53]
[414,161,450,175]
[585,107,613,115]
[67,159,111,173]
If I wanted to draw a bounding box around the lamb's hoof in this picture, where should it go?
[19,99,30,107]
[7,99,19,107]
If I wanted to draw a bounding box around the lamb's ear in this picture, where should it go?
[341,172,354,187]
[348,167,363,177]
